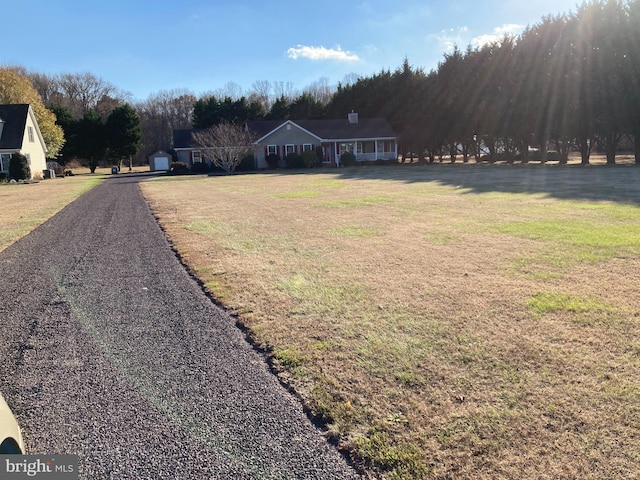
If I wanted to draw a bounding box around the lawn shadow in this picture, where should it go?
[263,162,640,206]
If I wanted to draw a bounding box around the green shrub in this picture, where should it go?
[266,154,280,169]
[191,161,210,173]
[340,151,356,167]
[9,153,30,181]
[237,154,255,171]
[169,161,189,174]
[285,152,304,169]
[302,150,319,168]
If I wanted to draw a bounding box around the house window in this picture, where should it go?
[377,140,393,153]
[0,153,11,172]
[28,127,34,143]
[339,143,354,154]
[285,144,295,156]
[192,150,202,163]
[303,144,313,151]
[267,145,277,156]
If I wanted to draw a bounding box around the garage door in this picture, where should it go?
[154,157,170,171]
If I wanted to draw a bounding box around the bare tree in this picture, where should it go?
[135,89,196,160]
[273,81,298,101]
[25,71,59,105]
[342,72,361,87]
[215,81,243,100]
[303,77,335,105]
[56,72,123,117]
[250,80,273,111]
[192,122,255,174]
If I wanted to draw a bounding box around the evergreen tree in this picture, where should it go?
[76,110,106,173]
[288,93,325,119]
[50,105,78,164]
[106,104,141,169]
[9,153,30,181]
[267,95,291,120]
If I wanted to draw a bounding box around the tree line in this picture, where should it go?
[0,67,140,170]
[2,0,639,167]
[325,0,640,165]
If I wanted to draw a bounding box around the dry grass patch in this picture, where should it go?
[141,165,640,479]
[0,164,149,252]
[0,173,105,252]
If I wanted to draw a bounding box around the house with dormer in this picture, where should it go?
[0,104,48,180]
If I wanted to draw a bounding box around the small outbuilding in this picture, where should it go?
[148,150,172,171]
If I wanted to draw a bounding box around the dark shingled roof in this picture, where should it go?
[174,117,397,149]
[172,128,207,149]
[246,118,396,141]
[244,120,286,139]
[0,104,29,151]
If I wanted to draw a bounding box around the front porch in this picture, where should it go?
[320,140,398,166]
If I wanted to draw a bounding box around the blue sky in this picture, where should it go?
[2,0,579,101]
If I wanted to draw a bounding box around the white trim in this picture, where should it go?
[251,119,398,157]
[26,105,47,153]
[323,136,396,142]
[254,120,323,144]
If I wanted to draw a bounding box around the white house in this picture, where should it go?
[0,104,48,180]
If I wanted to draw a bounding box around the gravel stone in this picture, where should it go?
[0,174,360,479]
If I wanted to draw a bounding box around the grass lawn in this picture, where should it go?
[140,163,640,479]
[0,173,100,252]
[0,166,150,252]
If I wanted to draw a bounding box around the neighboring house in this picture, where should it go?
[173,129,203,168]
[172,113,398,170]
[0,104,48,180]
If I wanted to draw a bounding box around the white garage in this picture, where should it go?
[148,150,172,171]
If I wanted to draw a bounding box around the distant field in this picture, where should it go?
[140,163,640,479]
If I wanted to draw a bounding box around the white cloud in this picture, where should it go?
[471,24,524,48]
[435,26,469,52]
[287,45,360,62]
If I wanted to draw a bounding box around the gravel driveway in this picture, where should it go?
[0,173,359,479]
